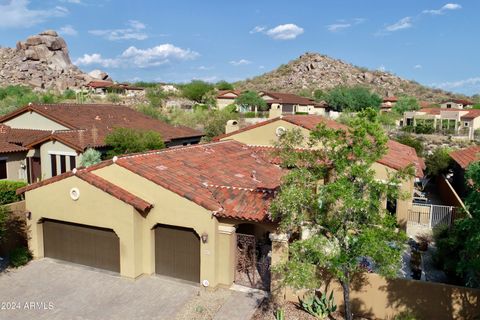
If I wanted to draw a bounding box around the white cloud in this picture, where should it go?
[74,53,121,68]
[432,77,480,90]
[197,66,212,71]
[386,17,412,32]
[89,20,148,41]
[121,44,199,67]
[326,18,365,32]
[230,59,251,66]
[414,64,422,69]
[59,25,78,36]
[423,3,462,15]
[250,26,266,34]
[60,0,82,3]
[265,23,304,40]
[0,0,68,28]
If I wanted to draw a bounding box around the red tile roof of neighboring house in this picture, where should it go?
[383,96,398,103]
[450,146,480,169]
[417,107,480,120]
[443,99,474,105]
[87,80,114,88]
[460,109,480,120]
[214,115,423,177]
[0,125,52,153]
[217,90,241,99]
[18,141,284,222]
[0,104,203,151]
[260,91,319,106]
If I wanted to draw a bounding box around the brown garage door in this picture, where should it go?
[43,220,120,273]
[155,225,200,283]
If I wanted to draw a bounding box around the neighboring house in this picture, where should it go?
[215,115,424,227]
[18,141,283,288]
[440,99,474,110]
[449,145,480,198]
[259,91,326,116]
[401,108,480,139]
[381,96,398,111]
[86,81,144,97]
[216,90,327,116]
[216,90,242,110]
[0,103,203,182]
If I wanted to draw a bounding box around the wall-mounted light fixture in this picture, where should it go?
[201,232,208,244]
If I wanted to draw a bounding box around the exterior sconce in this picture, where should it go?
[201,232,208,244]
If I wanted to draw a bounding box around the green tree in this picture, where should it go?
[434,161,480,288]
[325,86,382,112]
[216,80,234,90]
[105,128,165,157]
[425,147,451,176]
[270,109,412,320]
[80,148,102,167]
[395,134,424,157]
[392,96,420,114]
[313,89,326,101]
[234,91,268,112]
[202,108,239,141]
[146,86,167,107]
[180,80,214,103]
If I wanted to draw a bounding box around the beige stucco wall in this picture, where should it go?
[25,176,141,278]
[216,98,235,110]
[1,152,27,181]
[39,141,82,179]
[3,111,70,130]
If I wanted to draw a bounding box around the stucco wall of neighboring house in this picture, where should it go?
[25,176,140,278]
[220,120,311,146]
[94,164,226,287]
[39,141,82,179]
[2,152,27,181]
[3,111,70,130]
[471,116,480,130]
[217,98,235,110]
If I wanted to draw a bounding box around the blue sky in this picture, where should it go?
[0,0,479,95]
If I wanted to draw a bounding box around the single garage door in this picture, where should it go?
[43,220,120,273]
[155,225,200,283]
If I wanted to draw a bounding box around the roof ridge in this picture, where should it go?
[206,184,277,193]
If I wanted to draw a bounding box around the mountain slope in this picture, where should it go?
[235,52,466,102]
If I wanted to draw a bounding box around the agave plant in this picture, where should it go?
[300,290,337,319]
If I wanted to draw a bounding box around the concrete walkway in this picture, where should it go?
[0,259,198,320]
[213,285,266,320]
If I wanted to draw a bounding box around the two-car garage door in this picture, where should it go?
[43,220,120,273]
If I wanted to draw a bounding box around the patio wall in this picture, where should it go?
[0,201,27,256]
[284,273,480,320]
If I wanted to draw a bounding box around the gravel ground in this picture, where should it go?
[175,287,233,320]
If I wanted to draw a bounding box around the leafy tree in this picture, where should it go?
[0,205,8,244]
[146,87,167,107]
[62,89,76,100]
[425,147,451,176]
[434,161,480,287]
[234,90,268,112]
[313,89,326,101]
[180,80,214,103]
[107,93,121,103]
[298,89,313,98]
[105,128,165,157]
[392,96,420,114]
[325,86,382,112]
[216,80,234,90]
[270,108,412,320]
[395,134,424,156]
[80,148,102,167]
[472,104,480,110]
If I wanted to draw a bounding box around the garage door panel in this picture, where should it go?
[43,220,120,273]
[155,225,200,283]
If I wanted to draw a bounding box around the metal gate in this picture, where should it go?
[407,203,455,228]
[235,233,271,290]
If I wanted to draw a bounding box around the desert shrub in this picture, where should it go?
[414,122,435,134]
[9,247,32,268]
[62,89,76,100]
[0,181,27,205]
[80,148,102,167]
[105,128,165,157]
[0,205,8,243]
[325,86,382,112]
[193,104,209,111]
[136,104,170,123]
[392,96,420,114]
[223,104,237,113]
[107,93,121,103]
[216,80,234,90]
[425,147,451,176]
[180,80,214,103]
[146,87,166,107]
[243,111,257,118]
[0,85,40,115]
[40,92,58,104]
[395,134,424,156]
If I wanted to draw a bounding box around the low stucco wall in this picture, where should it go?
[0,201,27,256]
[285,273,480,320]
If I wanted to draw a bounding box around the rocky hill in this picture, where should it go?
[0,30,91,91]
[236,52,467,102]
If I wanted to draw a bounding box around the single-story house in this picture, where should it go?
[215,115,424,227]
[86,81,144,96]
[18,140,284,289]
[440,99,474,110]
[216,90,242,110]
[449,145,480,198]
[0,103,203,183]
[401,108,480,138]
[381,96,398,111]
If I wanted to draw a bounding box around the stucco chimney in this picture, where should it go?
[225,120,240,134]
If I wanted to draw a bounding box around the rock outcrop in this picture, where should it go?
[236,52,467,102]
[0,30,90,91]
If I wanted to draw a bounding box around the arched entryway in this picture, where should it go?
[235,223,272,290]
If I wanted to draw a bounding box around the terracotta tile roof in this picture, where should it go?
[0,104,203,151]
[214,115,423,177]
[260,91,317,106]
[18,141,284,222]
[442,99,474,105]
[217,90,241,98]
[86,80,114,88]
[417,108,480,120]
[0,125,52,153]
[17,168,153,214]
[450,146,480,169]
[460,109,480,120]
[383,96,398,103]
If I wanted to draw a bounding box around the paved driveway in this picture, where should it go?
[0,259,198,320]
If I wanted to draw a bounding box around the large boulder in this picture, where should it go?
[88,69,110,81]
